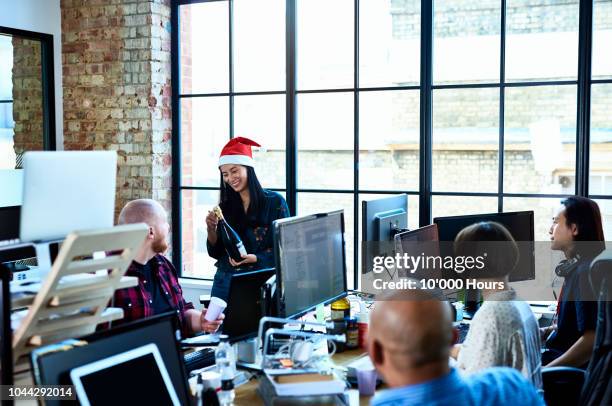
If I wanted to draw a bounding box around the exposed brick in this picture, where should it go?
[62,0,174,257]
[12,37,44,164]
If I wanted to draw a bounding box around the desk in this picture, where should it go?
[234,349,373,406]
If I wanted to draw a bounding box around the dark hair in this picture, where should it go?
[218,166,266,231]
[454,221,519,279]
[560,196,605,258]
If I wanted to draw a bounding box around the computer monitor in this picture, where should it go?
[222,268,275,342]
[273,210,348,318]
[20,151,117,242]
[393,224,440,277]
[433,211,535,282]
[30,313,190,406]
[394,224,439,256]
[362,194,408,274]
[0,169,23,207]
[0,205,20,242]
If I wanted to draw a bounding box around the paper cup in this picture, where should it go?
[357,368,377,396]
[204,297,227,322]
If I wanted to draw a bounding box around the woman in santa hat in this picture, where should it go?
[205,137,289,301]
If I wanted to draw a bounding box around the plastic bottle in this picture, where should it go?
[196,374,204,406]
[345,316,359,349]
[215,335,235,406]
[218,364,235,406]
[357,300,369,349]
[331,297,350,320]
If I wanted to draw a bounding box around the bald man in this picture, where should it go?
[111,199,223,337]
[368,290,543,406]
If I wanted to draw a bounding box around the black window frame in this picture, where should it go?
[0,26,57,151]
[171,0,612,286]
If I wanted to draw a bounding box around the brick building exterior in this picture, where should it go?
[11,37,44,163]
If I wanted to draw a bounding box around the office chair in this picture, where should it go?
[542,366,586,406]
[580,249,612,405]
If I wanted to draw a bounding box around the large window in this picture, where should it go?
[173,0,612,285]
[0,35,16,169]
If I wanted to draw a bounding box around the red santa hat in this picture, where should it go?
[218,137,261,167]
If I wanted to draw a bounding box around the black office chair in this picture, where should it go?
[580,250,612,405]
[542,367,586,406]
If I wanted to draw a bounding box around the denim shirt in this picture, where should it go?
[371,367,544,406]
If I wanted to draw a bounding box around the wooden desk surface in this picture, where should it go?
[234,349,373,406]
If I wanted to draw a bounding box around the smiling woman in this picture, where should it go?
[205,137,289,302]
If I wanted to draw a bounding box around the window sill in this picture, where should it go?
[178,277,213,289]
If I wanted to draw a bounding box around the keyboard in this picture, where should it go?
[183,348,216,373]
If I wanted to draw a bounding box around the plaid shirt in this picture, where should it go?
[111,254,195,337]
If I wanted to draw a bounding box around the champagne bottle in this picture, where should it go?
[213,206,247,262]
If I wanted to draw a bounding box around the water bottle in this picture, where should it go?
[215,335,235,406]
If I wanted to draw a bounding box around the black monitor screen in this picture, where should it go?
[223,268,275,341]
[274,211,347,318]
[0,206,20,241]
[434,211,535,282]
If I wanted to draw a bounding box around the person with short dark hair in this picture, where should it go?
[451,222,542,390]
[368,289,543,406]
[543,196,605,368]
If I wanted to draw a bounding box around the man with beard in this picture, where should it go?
[111,199,223,337]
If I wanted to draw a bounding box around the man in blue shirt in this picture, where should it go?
[368,290,543,406]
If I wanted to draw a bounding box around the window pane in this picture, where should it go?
[503,197,562,242]
[590,84,612,196]
[432,195,498,219]
[180,2,229,94]
[234,95,286,189]
[359,0,420,87]
[181,189,220,280]
[298,192,355,289]
[433,0,500,84]
[506,0,579,82]
[359,90,419,190]
[504,86,577,194]
[0,35,12,100]
[593,198,612,242]
[234,0,285,91]
[181,97,229,187]
[297,93,354,189]
[432,88,499,193]
[297,0,354,89]
[593,0,612,80]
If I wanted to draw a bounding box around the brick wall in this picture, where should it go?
[12,37,44,163]
[61,0,173,254]
[391,0,612,39]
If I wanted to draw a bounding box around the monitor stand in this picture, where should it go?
[34,242,53,273]
[17,241,59,283]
